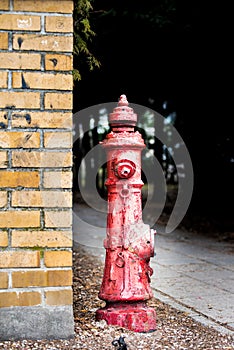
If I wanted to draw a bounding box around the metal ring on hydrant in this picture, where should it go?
[120,186,130,198]
[114,159,136,179]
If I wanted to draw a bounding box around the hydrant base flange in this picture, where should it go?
[96,301,157,333]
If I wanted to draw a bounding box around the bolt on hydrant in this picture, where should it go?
[96,95,157,332]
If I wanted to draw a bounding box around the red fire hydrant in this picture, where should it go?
[96,95,157,333]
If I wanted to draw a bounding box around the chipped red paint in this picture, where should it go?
[96,95,157,332]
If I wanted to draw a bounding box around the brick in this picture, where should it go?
[0,131,40,148]
[16,291,41,306]
[11,111,72,129]
[0,251,40,268]
[0,92,40,109]
[45,289,72,305]
[12,190,72,208]
[12,72,73,90]
[13,0,74,13]
[0,171,39,188]
[45,92,72,110]
[0,71,7,88]
[43,171,72,188]
[45,16,73,33]
[13,34,73,52]
[47,269,72,286]
[45,54,72,71]
[0,0,9,10]
[0,32,8,50]
[12,270,46,288]
[0,151,7,168]
[0,231,8,247]
[44,250,72,267]
[44,210,72,228]
[0,211,40,228]
[12,230,72,247]
[0,272,8,288]
[12,151,72,168]
[0,111,8,129]
[0,52,41,69]
[0,14,40,31]
[44,132,72,148]
[0,291,41,307]
[12,269,72,287]
[0,191,7,208]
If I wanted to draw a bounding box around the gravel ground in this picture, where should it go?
[0,247,233,350]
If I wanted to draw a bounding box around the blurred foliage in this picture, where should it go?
[100,0,177,29]
[73,0,101,81]
[73,0,178,82]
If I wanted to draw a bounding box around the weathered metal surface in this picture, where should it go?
[96,95,157,332]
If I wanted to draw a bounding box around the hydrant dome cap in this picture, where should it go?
[118,94,129,106]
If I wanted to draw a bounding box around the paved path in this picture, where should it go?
[73,203,234,336]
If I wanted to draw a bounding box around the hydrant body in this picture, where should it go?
[96,95,157,332]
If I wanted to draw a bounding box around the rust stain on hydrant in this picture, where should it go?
[96,95,157,332]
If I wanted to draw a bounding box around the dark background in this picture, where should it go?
[73,1,233,234]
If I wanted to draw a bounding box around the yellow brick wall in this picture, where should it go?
[0,0,74,311]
